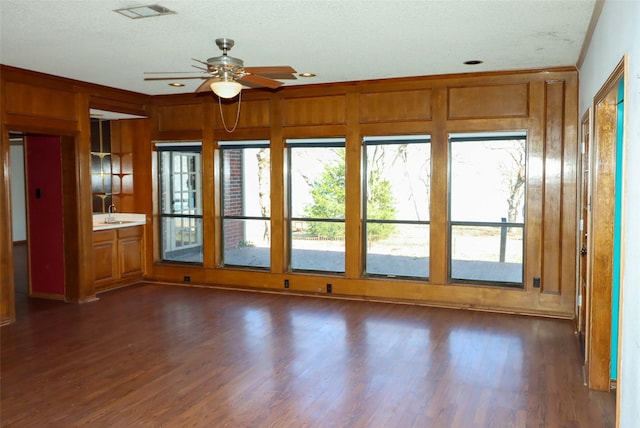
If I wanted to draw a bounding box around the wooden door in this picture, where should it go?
[93,229,117,286]
[25,135,65,298]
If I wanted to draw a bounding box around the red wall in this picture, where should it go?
[26,136,65,296]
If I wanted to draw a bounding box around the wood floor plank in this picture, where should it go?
[1,283,615,427]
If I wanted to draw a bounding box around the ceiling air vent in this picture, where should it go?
[114,4,176,19]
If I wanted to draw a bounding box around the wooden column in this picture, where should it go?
[0,124,16,324]
[542,80,565,295]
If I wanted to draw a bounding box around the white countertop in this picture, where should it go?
[93,213,146,231]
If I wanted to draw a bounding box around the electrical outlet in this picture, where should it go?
[184,276,191,282]
[533,277,541,288]
[284,279,290,289]
[326,283,332,293]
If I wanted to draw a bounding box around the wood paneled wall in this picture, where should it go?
[0,66,150,323]
[0,65,578,322]
[150,68,579,318]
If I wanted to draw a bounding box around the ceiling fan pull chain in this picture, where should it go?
[218,91,242,133]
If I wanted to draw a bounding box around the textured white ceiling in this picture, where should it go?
[0,0,596,96]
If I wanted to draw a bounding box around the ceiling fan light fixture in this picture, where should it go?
[210,80,242,99]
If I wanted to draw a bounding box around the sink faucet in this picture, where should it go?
[106,204,117,223]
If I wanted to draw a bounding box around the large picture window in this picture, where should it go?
[219,140,271,269]
[449,132,526,286]
[288,138,346,273]
[157,143,203,263]
[364,135,431,278]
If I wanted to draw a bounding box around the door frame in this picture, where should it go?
[577,108,592,356]
[584,56,626,391]
[1,125,97,324]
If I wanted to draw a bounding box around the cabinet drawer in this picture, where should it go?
[93,229,116,243]
[117,225,143,239]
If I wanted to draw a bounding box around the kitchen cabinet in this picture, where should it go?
[93,225,144,291]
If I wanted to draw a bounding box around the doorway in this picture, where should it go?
[4,129,95,322]
[9,135,29,309]
[7,133,67,315]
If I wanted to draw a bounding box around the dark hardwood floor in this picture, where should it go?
[2,250,615,426]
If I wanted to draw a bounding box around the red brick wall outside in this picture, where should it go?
[224,149,244,249]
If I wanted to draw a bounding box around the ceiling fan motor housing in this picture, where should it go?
[206,55,244,71]
[207,38,245,78]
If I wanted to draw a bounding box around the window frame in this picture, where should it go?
[448,131,527,287]
[362,135,432,279]
[287,137,347,274]
[218,139,271,270]
[156,142,204,264]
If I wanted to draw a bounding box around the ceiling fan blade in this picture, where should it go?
[195,77,219,93]
[244,66,297,79]
[252,72,297,80]
[237,74,283,89]
[144,71,203,74]
[144,76,207,81]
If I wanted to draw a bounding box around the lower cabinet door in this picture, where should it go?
[119,235,143,278]
[93,230,117,286]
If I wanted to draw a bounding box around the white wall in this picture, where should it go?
[579,1,640,426]
[9,143,26,242]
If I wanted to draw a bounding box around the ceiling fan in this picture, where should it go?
[144,38,297,98]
